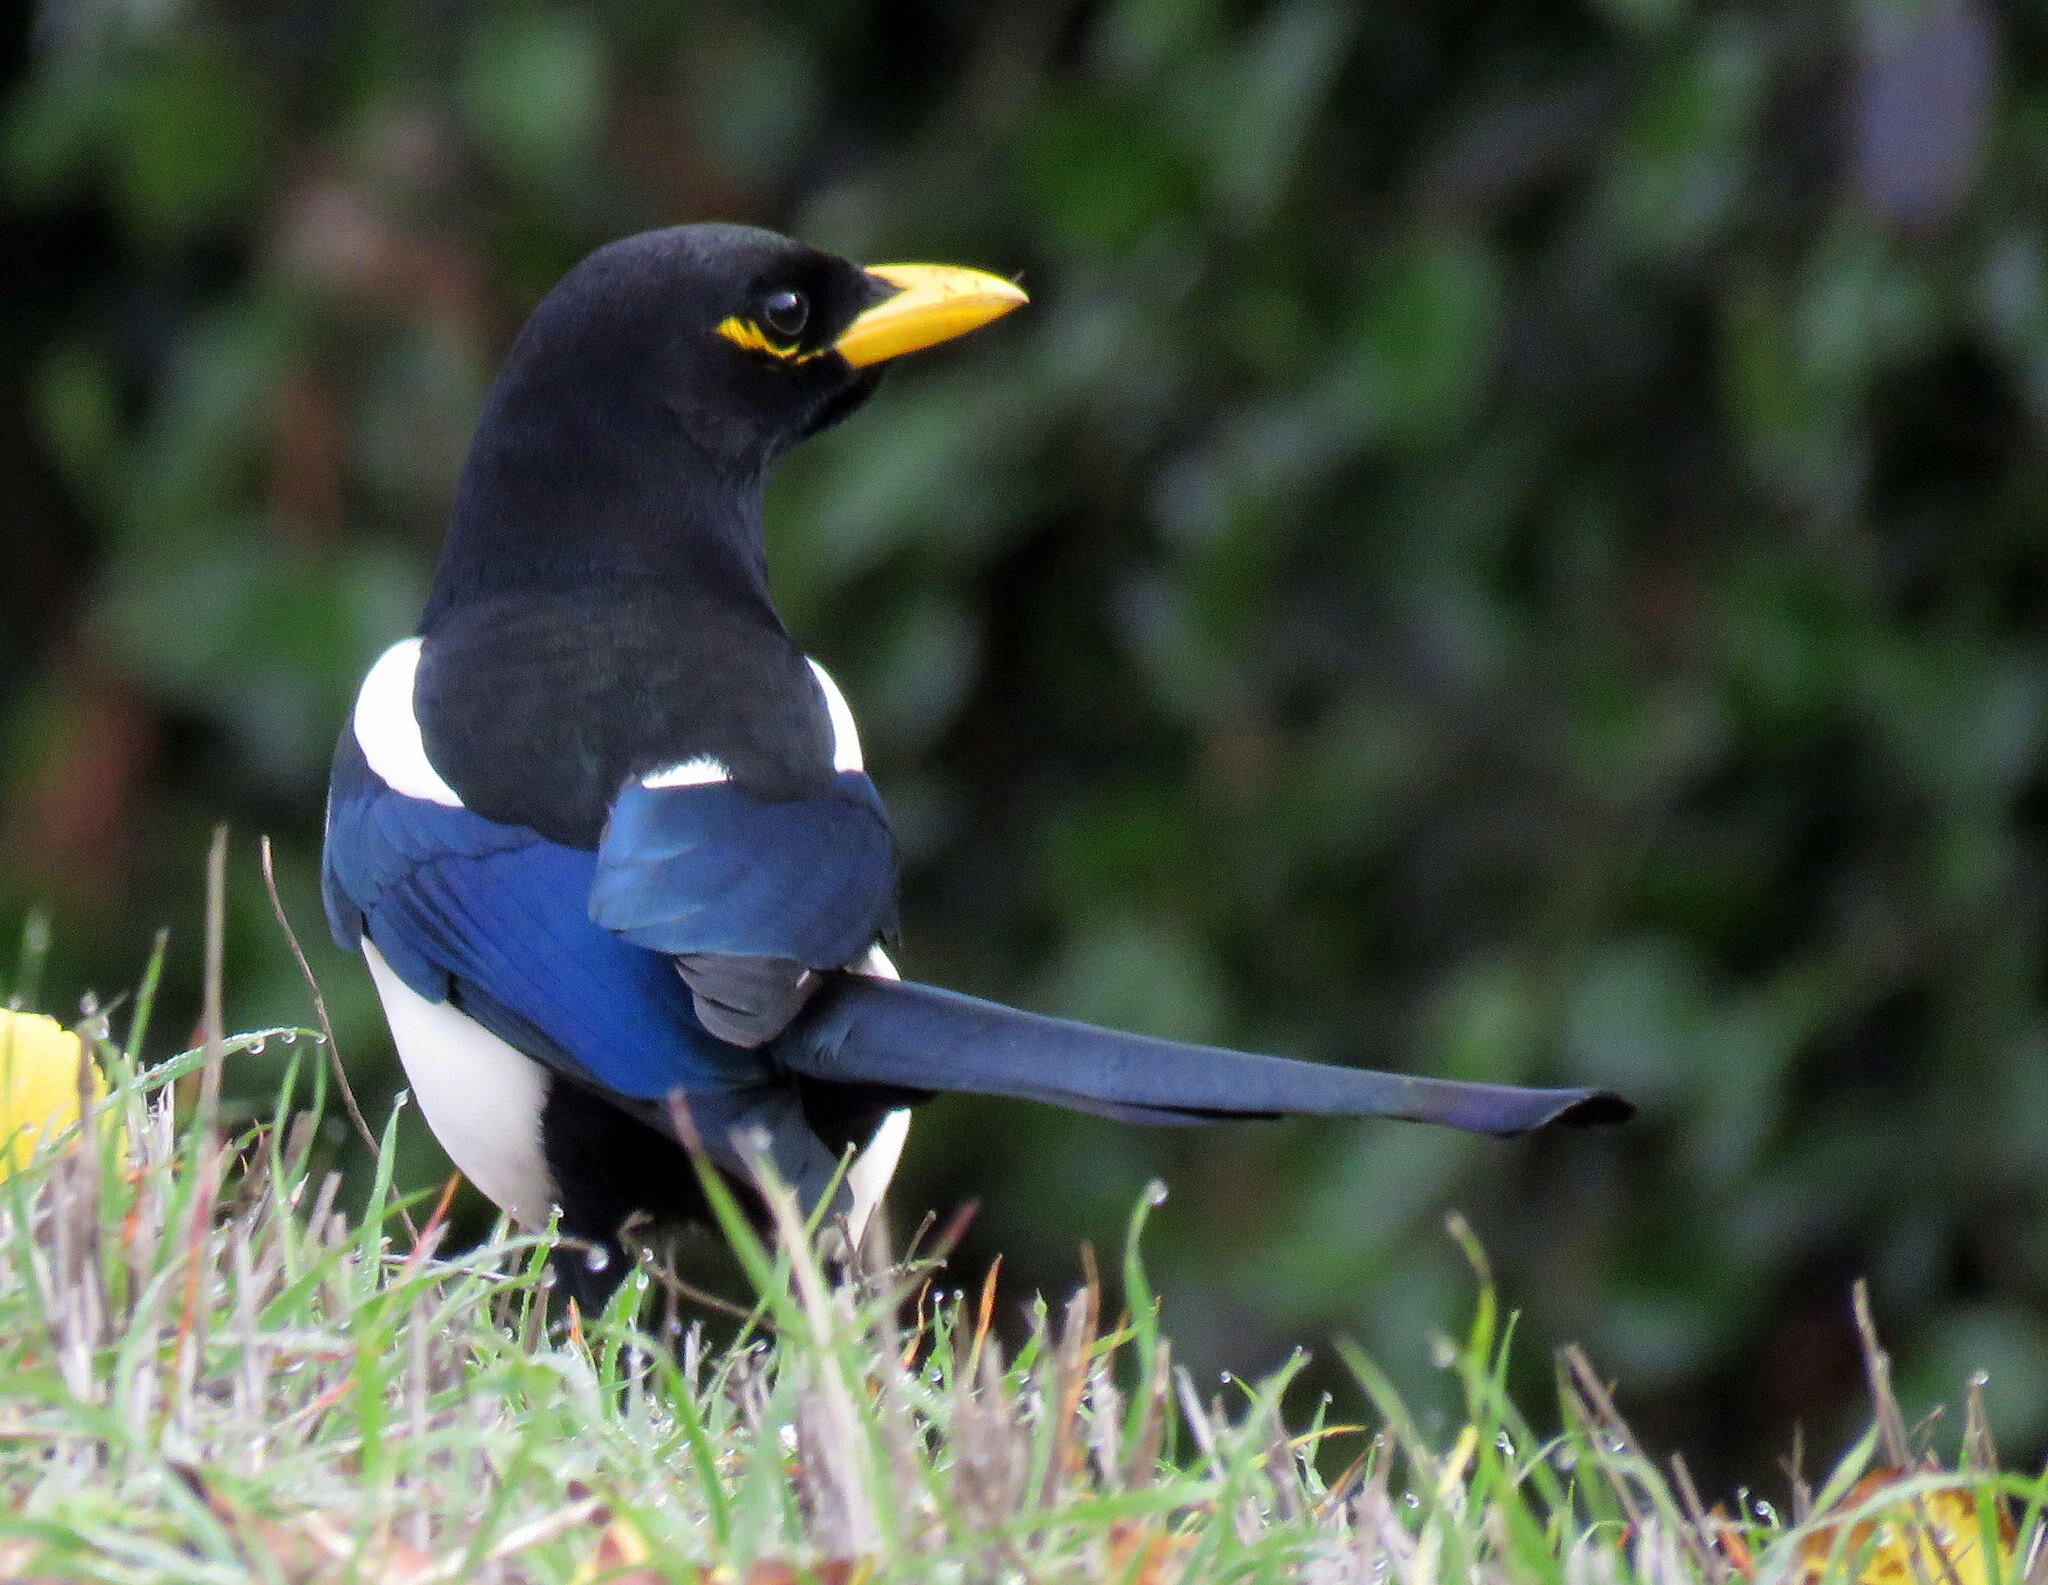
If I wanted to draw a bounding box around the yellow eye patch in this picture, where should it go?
[716,317,823,361]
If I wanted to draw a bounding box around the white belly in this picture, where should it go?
[362,940,555,1229]
[361,934,913,1244]
[843,944,910,1246]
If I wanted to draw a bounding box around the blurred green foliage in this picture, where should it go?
[2,0,2044,1486]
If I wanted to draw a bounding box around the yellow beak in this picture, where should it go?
[834,264,1028,368]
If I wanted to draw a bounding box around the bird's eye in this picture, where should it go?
[762,289,808,339]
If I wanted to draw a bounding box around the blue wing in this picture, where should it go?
[589,773,897,967]
[583,771,898,1045]
[323,734,762,1100]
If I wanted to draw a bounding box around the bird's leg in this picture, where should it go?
[540,1080,695,1314]
[549,1209,632,1315]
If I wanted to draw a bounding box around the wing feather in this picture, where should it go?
[590,772,898,1044]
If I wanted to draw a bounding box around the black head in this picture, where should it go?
[425,224,1023,622]
[515,226,876,472]
[489,223,1025,475]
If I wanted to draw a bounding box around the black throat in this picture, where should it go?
[414,378,833,848]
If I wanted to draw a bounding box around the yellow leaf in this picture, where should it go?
[1799,1471,2015,1585]
[0,1009,108,1178]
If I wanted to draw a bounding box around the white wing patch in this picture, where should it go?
[354,638,464,807]
[807,658,864,774]
[642,755,732,789]
[362,940,555,1229]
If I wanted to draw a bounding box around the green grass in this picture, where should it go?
[0,1018,2040,1584]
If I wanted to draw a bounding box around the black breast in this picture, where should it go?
[414,580,834,848]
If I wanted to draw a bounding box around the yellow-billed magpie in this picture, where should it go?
[322,224,1630,1308]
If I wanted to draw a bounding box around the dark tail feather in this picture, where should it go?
[775,977,1633,1139]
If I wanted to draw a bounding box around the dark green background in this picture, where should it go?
[3,0,2044,1488]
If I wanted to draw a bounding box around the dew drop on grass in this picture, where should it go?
[585,1245,611,1273]
[1495,1432,1515,1457]
[281,1031,297,1045]
[248,1038,266,1056]
[1428,1336,1457,1369]
[1754,1500,1777,1524]
[1145,1179,1168,1207]
[1403,1493,1421,1510]
[1552,1445,1578,1471]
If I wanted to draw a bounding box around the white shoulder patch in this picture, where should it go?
[353,638,464,808]
[642,755,732,789]
[807,657,864,774]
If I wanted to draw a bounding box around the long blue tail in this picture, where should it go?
[774,977,1632,1137]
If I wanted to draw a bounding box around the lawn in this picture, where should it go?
[0,972,2035,1581]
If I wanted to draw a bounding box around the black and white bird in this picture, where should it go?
[321,224,1630,1308]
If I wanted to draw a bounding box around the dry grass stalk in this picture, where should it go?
[0,969,2039,1579]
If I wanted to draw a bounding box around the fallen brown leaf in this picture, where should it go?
[686,1560,874,1585]
[1706,1503,1757,1580]
[570,1509,666,1585]
[173,1464,439,1584]
[1107,1519,1189,1585]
